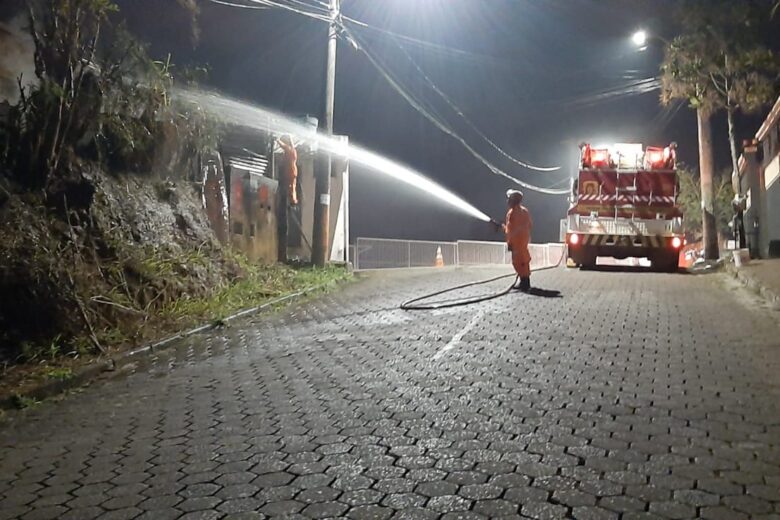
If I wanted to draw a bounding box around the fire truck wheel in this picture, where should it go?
[652,252,679,273]
[665,256,680,273]
[579,250,597,270]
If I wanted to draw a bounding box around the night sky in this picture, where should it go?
[6,0,777,242]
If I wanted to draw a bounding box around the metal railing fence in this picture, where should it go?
[354,238,457,270]
[456,240,509,266]
[354,237,564,271]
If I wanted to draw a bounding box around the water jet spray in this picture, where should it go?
[175,89,492,223]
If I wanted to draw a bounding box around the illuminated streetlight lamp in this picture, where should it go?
[631,30,669,48]
[632,30,648,47]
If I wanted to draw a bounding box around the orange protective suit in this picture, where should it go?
[279,139,298,205]
[505,204,533,277]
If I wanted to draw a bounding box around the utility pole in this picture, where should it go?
[312,0,339,267]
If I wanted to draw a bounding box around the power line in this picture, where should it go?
[283,0,330,14]
[649,99,684,136]
[206,0,269,10]
[345,27,570,196]
[258,0,331,20]
[563,78,661,108]
[339,15,665,134]
[207,0,673,194]
[394,43,560,172]
[208,0,569,193]
[548,176,573,190]
[214,0,537,70]
[211,0,656,94]
[207,0,331,22]
[341,15,524,69]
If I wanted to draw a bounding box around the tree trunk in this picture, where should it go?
[727,108,740,193]
[697,108,719,260]
[726,107,746,248]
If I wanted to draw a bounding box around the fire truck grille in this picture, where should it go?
[579,218,652,235]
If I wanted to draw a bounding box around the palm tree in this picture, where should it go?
[661,34,720,260]
[660,1,779,260]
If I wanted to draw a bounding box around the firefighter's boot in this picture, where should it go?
[519,277,531,292]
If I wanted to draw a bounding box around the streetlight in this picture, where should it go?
[631,30,669,48]
[632,30,647,47]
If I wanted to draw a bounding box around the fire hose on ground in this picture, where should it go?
[400,246,567,311]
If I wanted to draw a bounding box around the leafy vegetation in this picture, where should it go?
[660,0,779,259]
[677,164,734,240]
[162,265,350,325]
[10,394,41,410]
[44,367,73,381]
[0,0,220,186]
[0,0,352,399]
[663,1,778,176]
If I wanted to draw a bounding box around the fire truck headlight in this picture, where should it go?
[569,233,580,246]
[671,236,682,249]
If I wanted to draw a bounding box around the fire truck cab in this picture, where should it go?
[564,142,684,272]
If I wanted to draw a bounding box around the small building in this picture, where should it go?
[206,121,349,265]
[736,95,780,258]
[1,12,350,265]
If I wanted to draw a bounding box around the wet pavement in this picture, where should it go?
[1,266,779,520]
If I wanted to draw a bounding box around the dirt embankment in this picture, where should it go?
[0,0,351,404]
[0,165,350,402]
[0,165,241,366]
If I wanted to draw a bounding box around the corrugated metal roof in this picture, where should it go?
[227,155,269,176]
[757,95,780,141]
[219,119,318,177]
[220,124,273,177]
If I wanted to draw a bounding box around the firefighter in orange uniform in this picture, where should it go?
[503,189,533,291]
[277,134,298,206]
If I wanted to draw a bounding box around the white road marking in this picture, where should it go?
[433,310,485,360]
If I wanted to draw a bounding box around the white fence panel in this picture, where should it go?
[528,244,549,268]
[354,237,564,271]
[456,240,510,266]
[355,238,409,270]
[409,241,457,268]
[355,238,457,270]
[546,243,566,267]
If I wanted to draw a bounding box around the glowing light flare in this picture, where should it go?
[611,143,643,169]
[590,149,611,168]
[671,236,682,249]
[644,147,666,169]
[632,30,647,47]
[569,233,580,245]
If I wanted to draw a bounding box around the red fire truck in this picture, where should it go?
[563,142,684,271]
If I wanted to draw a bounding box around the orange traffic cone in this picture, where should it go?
[435,246,445,267]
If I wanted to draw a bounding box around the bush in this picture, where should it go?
[0,0,219,187]
[677,164,734,240]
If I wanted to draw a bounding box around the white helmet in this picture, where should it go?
[506,189,524,203]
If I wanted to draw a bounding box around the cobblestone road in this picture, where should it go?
[2,267,780,520]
